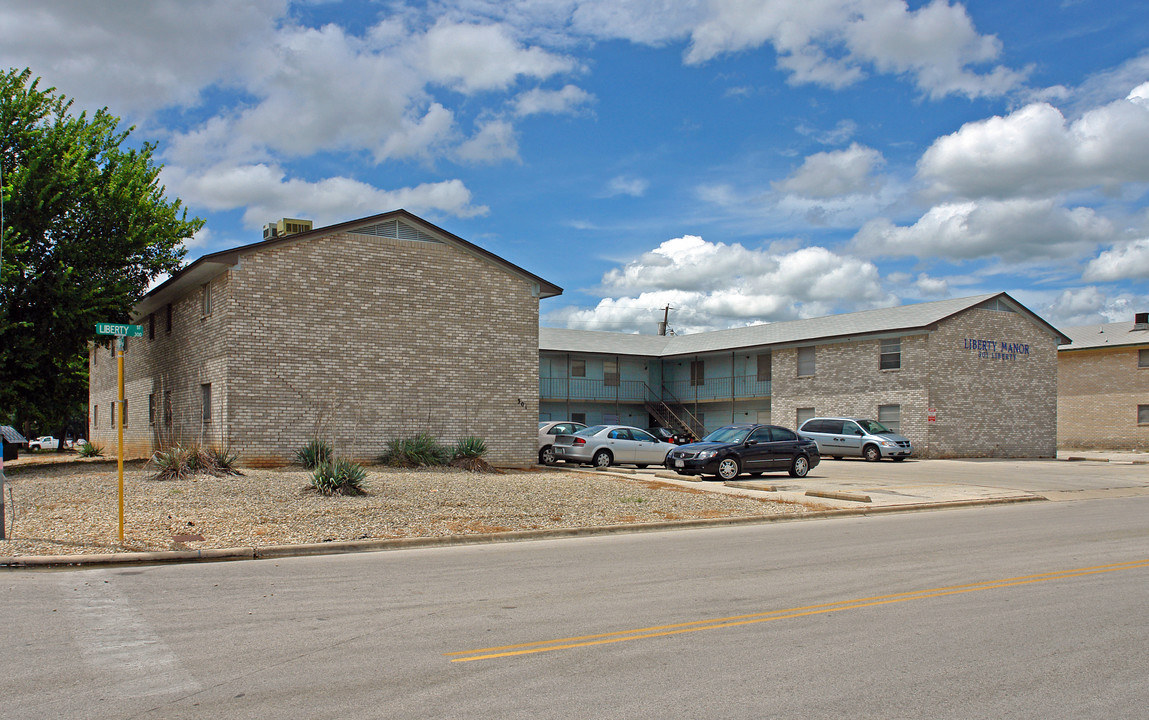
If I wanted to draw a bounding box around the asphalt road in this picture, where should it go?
[4,497,1148,719]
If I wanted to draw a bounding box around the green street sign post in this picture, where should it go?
[96,322,140,542]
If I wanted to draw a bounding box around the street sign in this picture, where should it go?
[96,323,143,337]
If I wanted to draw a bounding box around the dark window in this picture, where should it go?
[110,404,116,428]
[797,347,815,377]
[773,427,797,441]
[94,405,98,429]
[201,383,212,423]
[122,399,128,427]
[166,303,173,334]
[201,282,212,316]
[1140,349,1148,368]
[571,412,586,424]
[757,353,771,382]
[802,419,825,433]
[571,358,586,377]
[149,394,156,425]
[604,359,620,387]
[880,338,901,370]
[148,313,155,340]
[1139,405,1149,425]
[748,427,772,444]
[690,360,705,386]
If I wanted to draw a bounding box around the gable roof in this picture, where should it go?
[134,209,562,317]
[541,293,1069,357]
[1059,320,1149,351]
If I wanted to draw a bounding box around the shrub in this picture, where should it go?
[310,458,368,496]
[380,433,450,467]
[150,443,242,480]
[295,438,333,469]
[452,436,488,460]
[77,442,104,458]
[204,446,242,476]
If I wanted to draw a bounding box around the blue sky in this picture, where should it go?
[3,0,1148,334]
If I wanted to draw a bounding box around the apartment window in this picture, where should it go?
[149,394,156,425]
[797,347,816,377]
[690,360,705,386]
[122,399,128,427]
[110,403,116,428]
[1139,405,1149,425]
[93,405,98,429]
[796,407,816,426]
[148,313,155,340]
[164,390,172,426]
[571,412,586,424]
[603,359,620,387]
[1139,349,1148,368]
[880,338,902,370]
[878,404,901,433]
[201,282,212,316]
[757,353,772,382]
[166,303,173,334]
[571,358,586,377]
[201,383,212,423]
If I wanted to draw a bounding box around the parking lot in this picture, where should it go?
[608,452,1149,510]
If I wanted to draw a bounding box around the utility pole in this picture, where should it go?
[658,304,673,336]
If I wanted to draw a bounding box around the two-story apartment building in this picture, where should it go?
[1057,313,1149,450]
[89,210,561,467]
[541,293,1069,458]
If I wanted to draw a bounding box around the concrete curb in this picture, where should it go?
[0,494,1044,569]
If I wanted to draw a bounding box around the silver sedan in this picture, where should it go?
[551,425,673,468]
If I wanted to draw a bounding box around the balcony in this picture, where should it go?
[539,375,771,403]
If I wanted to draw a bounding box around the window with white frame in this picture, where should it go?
[878,404,901,433]
[1139,349,1148,368]
[201,282,212,316]
[797,347,815,377]
[571,358,586,377]
[880,338,901,370]
[603,359,620,387]
[1139,405,1149,425]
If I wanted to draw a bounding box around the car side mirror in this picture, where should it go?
[747,439,758,446]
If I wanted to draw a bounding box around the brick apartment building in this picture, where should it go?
[541,293,1069,458]
[89,210,561,466]
[1057,313,1149,450]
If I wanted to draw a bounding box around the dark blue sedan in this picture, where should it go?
[666,424,820,480]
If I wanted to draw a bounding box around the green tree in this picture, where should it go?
[0,68,202,444]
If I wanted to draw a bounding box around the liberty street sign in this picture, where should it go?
[96,323,143,337]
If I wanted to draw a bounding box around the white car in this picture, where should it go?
[28,436,58,451]
[538,421,587,464]
[552,425,673,469]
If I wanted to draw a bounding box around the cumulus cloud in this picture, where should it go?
[1083,238,1149,282]
[549,235,894,333]
[454,119,521,163]
[852,199,1116,263]
[417,20,577,93]
[918,87,1149,199]
[774,143,885,198]
[162,164,488,228]
[1041,287,1149,327]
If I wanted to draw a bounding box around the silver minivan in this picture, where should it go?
[797,417,912,462]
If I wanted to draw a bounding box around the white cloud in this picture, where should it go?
[418,20,576,93]
[605,176,650,198]
[1083,238,1149,281]
[552,234,894,332]
[162,164,488,228]
[512,84,594,116]
[852,199,1116,263]
[454,118,521,163]
[1040,287,1149,327]
[796,119,858,145]
[774,143,885,198]
[918,90,1149,199]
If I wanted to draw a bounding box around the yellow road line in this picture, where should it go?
[447,558,1149,662]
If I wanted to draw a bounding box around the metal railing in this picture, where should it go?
[540,375,770,403]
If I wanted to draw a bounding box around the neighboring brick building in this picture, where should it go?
[89,210,561,467]
[540,293,1068,458]
[1057,314,1149,450]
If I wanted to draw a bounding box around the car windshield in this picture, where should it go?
[701,426,751,444]
[575,425,608,437]
[856,419,892,434]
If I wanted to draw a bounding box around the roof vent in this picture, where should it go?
[1134,312,1148,331]
[263,218,313,240]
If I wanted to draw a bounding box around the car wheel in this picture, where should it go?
[789,455,810,478]
[592,449,613,468]
[891,456,906,462]
[539,445,557,465]
[863,444,881,462]
[716,457,741,481]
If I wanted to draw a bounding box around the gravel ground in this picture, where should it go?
[0,459,814,557]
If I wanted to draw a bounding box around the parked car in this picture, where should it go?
[646,427,694,445]
[666,424,820,480]
[797,417,912,462]
[552,425,673,468]
[28,436,58,451]
[538,421,587,464]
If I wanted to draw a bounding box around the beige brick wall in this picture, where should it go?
[1057,346,1149,449]
[90,228,541,467]
[770,307,1060,458]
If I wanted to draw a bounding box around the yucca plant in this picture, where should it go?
[77,442,104,458]
[150,445,198,481]
[205,446,242,476]
[295,438,333,469]
[450,436,495,472]
[310,458,368,496]
[380,433,450,467]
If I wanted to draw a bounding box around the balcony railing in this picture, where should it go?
[539,375,771,403]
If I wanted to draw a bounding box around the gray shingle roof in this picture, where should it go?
[1059,321,1149,351]
[1,426,27,444]
[542,293,1069,357]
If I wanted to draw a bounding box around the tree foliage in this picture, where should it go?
[0,68,202,438]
